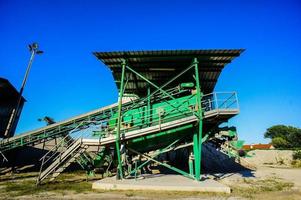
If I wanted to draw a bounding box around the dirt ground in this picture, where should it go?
[243,150,294,167]
[1,166,301,200]
[1,149,300,199]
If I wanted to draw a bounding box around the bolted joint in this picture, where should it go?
[120,58,127,65]
[192,57,199,65]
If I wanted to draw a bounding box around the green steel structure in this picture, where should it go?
[92,49,244,181]
[0,49,244,184]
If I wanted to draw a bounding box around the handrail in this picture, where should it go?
[107,96,197,130]
[121,95,195,119]
[218,92,235,109]
[93,91,238,137]
[39,134,70,162]
[201,92,239,110]
[38,120,101,181]
[119,92,237,125]
[39,119,108,163]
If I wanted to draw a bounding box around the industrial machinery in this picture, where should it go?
[0,49,244,185]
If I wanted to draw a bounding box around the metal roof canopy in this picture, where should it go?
[94,49,244,96]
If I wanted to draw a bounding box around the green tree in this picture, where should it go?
[272,137,289,148]
[264,125,301,149]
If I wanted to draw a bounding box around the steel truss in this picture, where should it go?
[115,58,204,181]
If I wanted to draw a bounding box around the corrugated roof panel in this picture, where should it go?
[93,49,244,96]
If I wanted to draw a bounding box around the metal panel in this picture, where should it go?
[94,49,244,96]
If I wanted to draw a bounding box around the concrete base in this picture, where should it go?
[92,174,231,194]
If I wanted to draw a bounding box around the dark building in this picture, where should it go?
[0,78,25,138]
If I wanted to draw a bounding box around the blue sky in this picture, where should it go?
[1,0,300,144]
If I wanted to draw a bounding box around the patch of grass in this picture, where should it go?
[293,150,301,160]
[0,171,107,198]
[0,172,296,199]
[1,179,92,197]
[3,180,41,197]
[291,160,301,168]
[0,172,38,182]
[232,178,294,198]
[125,192,134,197]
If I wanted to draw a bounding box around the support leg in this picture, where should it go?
[188,151,194,176]
[147,87,151,126]
[193,57,203,181]
[115,59,126,180]
[193,131,200,180]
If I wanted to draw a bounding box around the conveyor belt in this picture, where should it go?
[0,102,119,152]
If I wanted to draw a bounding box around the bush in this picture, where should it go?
[291,160,301,168]
[272,137,289,148]
[293,150,301,160]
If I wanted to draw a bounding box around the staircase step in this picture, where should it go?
[37,139,83,184]
[47,146,88,182]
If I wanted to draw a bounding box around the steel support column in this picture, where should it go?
[115,59,126,179]
[193,132,200,179]
[193,57,203,181]
[147,87,151,125]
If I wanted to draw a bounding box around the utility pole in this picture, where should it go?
[4,43,43,138]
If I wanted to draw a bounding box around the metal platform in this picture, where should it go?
[82,107,239,147]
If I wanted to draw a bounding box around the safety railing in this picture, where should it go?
[201,92,239,112]
[106,94,198,134]
[37,121,99,181]
[92,91,239,138]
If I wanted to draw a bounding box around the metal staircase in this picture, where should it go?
[36,134,94,185]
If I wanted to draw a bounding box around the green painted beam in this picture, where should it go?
[115,59,126,179]
[125,65,176,101]
[127,137,181,177]
[193,57,203,181]
[193,131,200,180]
[128,147,194,180]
